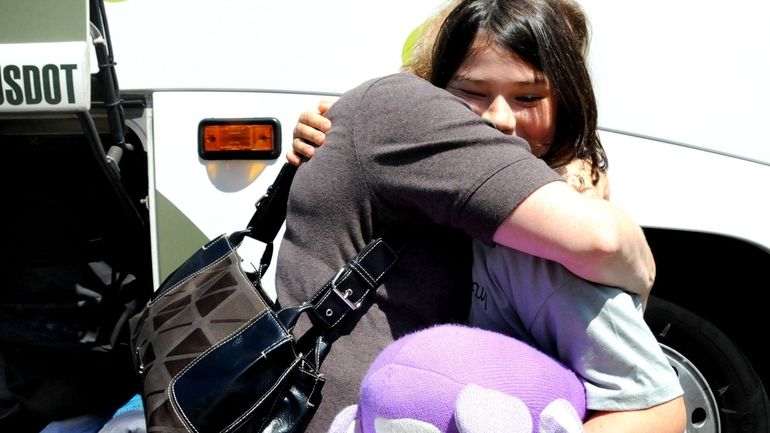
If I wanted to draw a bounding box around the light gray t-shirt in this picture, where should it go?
[470,240,684,411]
[277,73,561,431]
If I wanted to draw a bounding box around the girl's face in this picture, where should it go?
[445,38,557,157]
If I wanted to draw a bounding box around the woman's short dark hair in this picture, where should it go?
[428,0,606,179]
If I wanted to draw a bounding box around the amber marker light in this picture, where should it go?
[198,118,281,160]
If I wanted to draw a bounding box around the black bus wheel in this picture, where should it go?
[645,296,770,433]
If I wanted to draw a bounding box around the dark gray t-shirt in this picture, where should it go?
[276,72,560,431]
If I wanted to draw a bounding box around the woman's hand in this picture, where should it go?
[286,99,335,166]
[556,158,611,200]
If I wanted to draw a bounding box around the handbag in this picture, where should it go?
[129,163,408,433]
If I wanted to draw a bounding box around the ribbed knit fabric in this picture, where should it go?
[357,324,586,433]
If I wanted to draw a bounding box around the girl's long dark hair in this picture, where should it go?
[429,0,606,179]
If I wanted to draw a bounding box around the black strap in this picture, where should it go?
[246,162,409,331]
[247,163,297,244]
[246,163,296,279]
[307,227,410,330]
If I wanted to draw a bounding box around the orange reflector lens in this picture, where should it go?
[198,118,281,160]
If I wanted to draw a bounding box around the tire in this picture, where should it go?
[645,296,770,433]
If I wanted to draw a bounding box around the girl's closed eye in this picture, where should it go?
[450,85,487,99]
[515,94,545,105]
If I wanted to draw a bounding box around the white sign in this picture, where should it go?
[0,41,90,112]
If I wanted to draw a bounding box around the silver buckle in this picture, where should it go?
[330,267,358,310]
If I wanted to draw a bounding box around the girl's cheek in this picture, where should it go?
[469,104,485,117]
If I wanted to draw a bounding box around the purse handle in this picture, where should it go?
[247,162,297,244]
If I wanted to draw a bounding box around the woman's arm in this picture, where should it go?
[494,181,655,297]
[536,162,654,300]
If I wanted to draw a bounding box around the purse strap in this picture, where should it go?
[307,226,410,330]
[246,163,410,331]
[247,162,297,244]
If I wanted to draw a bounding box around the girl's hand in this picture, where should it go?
[287,100,334,165]
[557,159,611,200]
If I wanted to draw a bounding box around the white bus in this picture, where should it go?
[2,1,768,431]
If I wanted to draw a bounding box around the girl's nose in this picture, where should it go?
[481,96,516,135]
